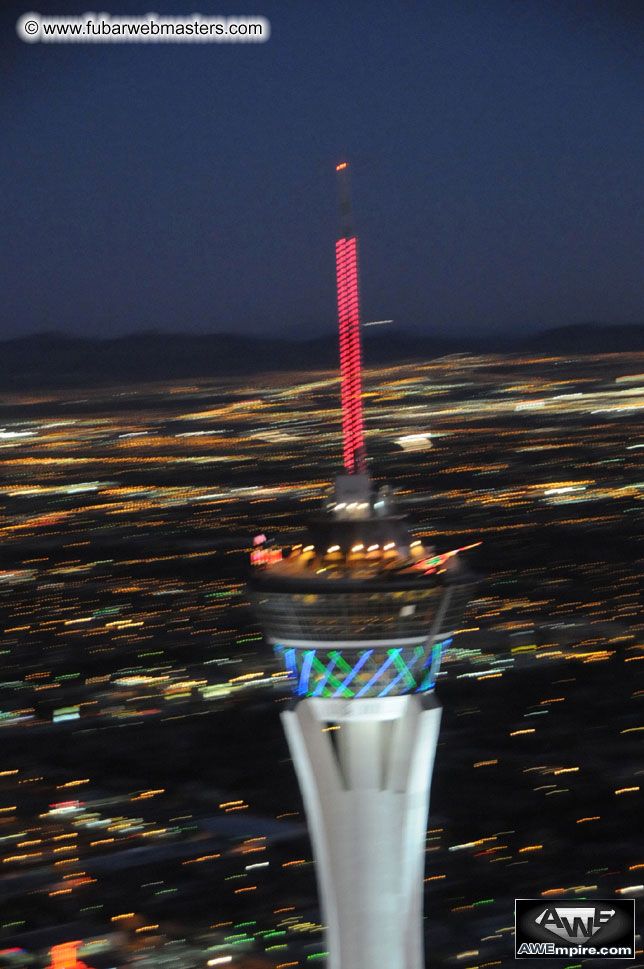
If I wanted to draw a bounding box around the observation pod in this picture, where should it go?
[250,475,476,969]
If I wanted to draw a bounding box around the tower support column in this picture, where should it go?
[281,693,442,969]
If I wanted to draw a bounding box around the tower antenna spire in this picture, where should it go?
[336,160,354,239]
[335,161,367,474]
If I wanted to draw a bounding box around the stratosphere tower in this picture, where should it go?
[250,162,475,969]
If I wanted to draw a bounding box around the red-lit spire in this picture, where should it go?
[335,161,366,474]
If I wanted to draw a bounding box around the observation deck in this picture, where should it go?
[250,475,476,698]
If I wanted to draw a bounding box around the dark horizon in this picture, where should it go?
[2,318,643,343]
[3,320,644,392]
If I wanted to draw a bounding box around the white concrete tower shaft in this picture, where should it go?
[282,694,442,969]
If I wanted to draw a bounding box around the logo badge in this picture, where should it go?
[515,899,635,959]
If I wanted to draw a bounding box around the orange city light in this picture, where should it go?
[48,941,95,969]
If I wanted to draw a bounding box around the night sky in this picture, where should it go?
[2,0,643,342]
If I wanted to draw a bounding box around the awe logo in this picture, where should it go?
[534,906,616,944]
[516,898,635,959]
